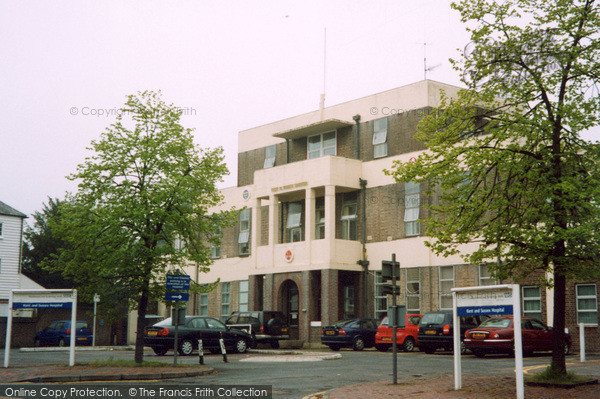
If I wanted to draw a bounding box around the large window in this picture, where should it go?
[238,208,250,255]
[404,182,420,236]
[577,284,598,325]
[239,281,249,312]
[522,286,542,320]
[439,266,454,310]
[286,202,303,242]
[373,118,388,158]
[221,283,231,318]
[211,225,222,259]
[374,272,388,320]
[315,197,325,239]
[406,268,420,314]
[264,145,276,168]
[479,264,497,286]
[198,293,209,316]
[307,131,336,159]
[341,197,357,240]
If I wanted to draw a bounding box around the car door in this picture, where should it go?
[204,317,228,348]
[40,322,57,345]
[529,318,552,351]
[520,319,535,351]
[186,317,206,346]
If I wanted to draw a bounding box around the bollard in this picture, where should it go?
[219,334,228,363]
[580,323,586,363]
[198,339,204,365]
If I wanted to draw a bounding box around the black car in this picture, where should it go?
[321,318,379,351]
[417,311,489,354]
[224,311,289,349]
[143,316,255,356]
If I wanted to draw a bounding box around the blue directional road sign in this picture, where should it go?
[166,274,191,290]
[165,292,189,302]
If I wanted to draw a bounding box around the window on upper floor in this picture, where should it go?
[479,264,498,286]
[221,282,231,317]
[286,202,303,242]
[577,284,598,326]
[315,197,325,240]
[404,181,420,236]
[264,145,276,168]
[373,118,388,158]
[522,286,542,321]
[307,131,336,159]
[439,265,454,310]
[238,208,251,256]
[341,197,357,240]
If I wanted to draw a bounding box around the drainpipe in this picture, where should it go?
[357,178,369,317]
[353,114,361,159]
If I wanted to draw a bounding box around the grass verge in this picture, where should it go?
[528,366,587,385]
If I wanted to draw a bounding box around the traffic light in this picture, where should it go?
[381,260,400,281]
[381,283,400,296]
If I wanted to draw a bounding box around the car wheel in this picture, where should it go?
[403,337,415,352]
[375,344,390,352]
[235,339,248,354]
[270,340,280,349]
[352,337,365,351]
[423,346,436,354]
[152,346,168,356]
[58,338,66,347]
[178,339,194,356]
[34,338,41,347]
[328,345,341,351]
[472,349,486,358]
[564,343,571,355]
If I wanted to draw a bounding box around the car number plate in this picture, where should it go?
[382,337,391,341]
[325,331,335,335]
[425,330,437,335]
[77,337,86,340]
[147,331,158,336]
[472,333,486,339]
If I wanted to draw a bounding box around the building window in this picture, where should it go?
[307,131,336,159]
[211,226,222,259]
[315,197,325,239]
[264,145,276,168]
[373,118,388,158]
[404,182,420,236]
[439,266,454,310]
[343,285,355,319]
[238,208,250,255]
[576,284,598,325]
[239,281,249,312]
[0,222,3,238]
[479,264,497,286]
[341,197,357,240]
[406,268,420,314]
[221,283,230,317]
[374,272,388,320]
[198,293,209,316]
[522,286,542,320]
[286,202,303,242]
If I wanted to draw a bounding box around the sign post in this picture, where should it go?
[4,289,78,368]
[93,293,100,347]
[381,254,400,385]
[165,274,191,367]
[452,284,523,399]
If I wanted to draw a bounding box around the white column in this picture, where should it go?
[268,195,279,247]
[250,198,261,260]
[324,185,336,262]
[305,188,315,265]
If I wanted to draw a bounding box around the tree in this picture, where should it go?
[49,91,234,363]
[388,0,600,375]
[22,198,74,288]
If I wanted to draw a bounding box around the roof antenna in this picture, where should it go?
[320,27,326,118]
[421,42,440,80]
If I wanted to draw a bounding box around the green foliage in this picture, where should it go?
[387,0,600,374]
[529,365,586,384]
[48,90,234,362]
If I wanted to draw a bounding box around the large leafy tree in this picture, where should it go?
[389,0,600,374]
[49,91,234,363]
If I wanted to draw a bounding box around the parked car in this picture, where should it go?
[375,314,422,352]
[224,311,289,349]
[321,318,379,351]
[417,311,489,354]
[34,320,93,347]
[143,316,255,356]
[464,316,572,357]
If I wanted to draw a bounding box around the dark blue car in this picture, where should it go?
[321,318,379,351]
[34,320,93,347]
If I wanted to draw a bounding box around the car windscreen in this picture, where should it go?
[75,322,88,329]
[420,313,446,325]
[330,319,357,327]
[154,318,174,326]
[479,318,511,328]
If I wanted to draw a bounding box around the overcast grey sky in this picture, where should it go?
[1,1,597,220]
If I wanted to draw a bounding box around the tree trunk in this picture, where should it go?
[134,287,149,364]
[550,258,567,375]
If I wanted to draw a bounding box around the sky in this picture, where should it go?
[1,1,597,221]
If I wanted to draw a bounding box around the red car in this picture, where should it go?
[375,314,422,352]
[464,316,571,358]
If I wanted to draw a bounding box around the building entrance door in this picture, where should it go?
[280,280,299,339]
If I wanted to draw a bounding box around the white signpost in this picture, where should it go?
[452,284,523,399]
[4,289,78,368]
